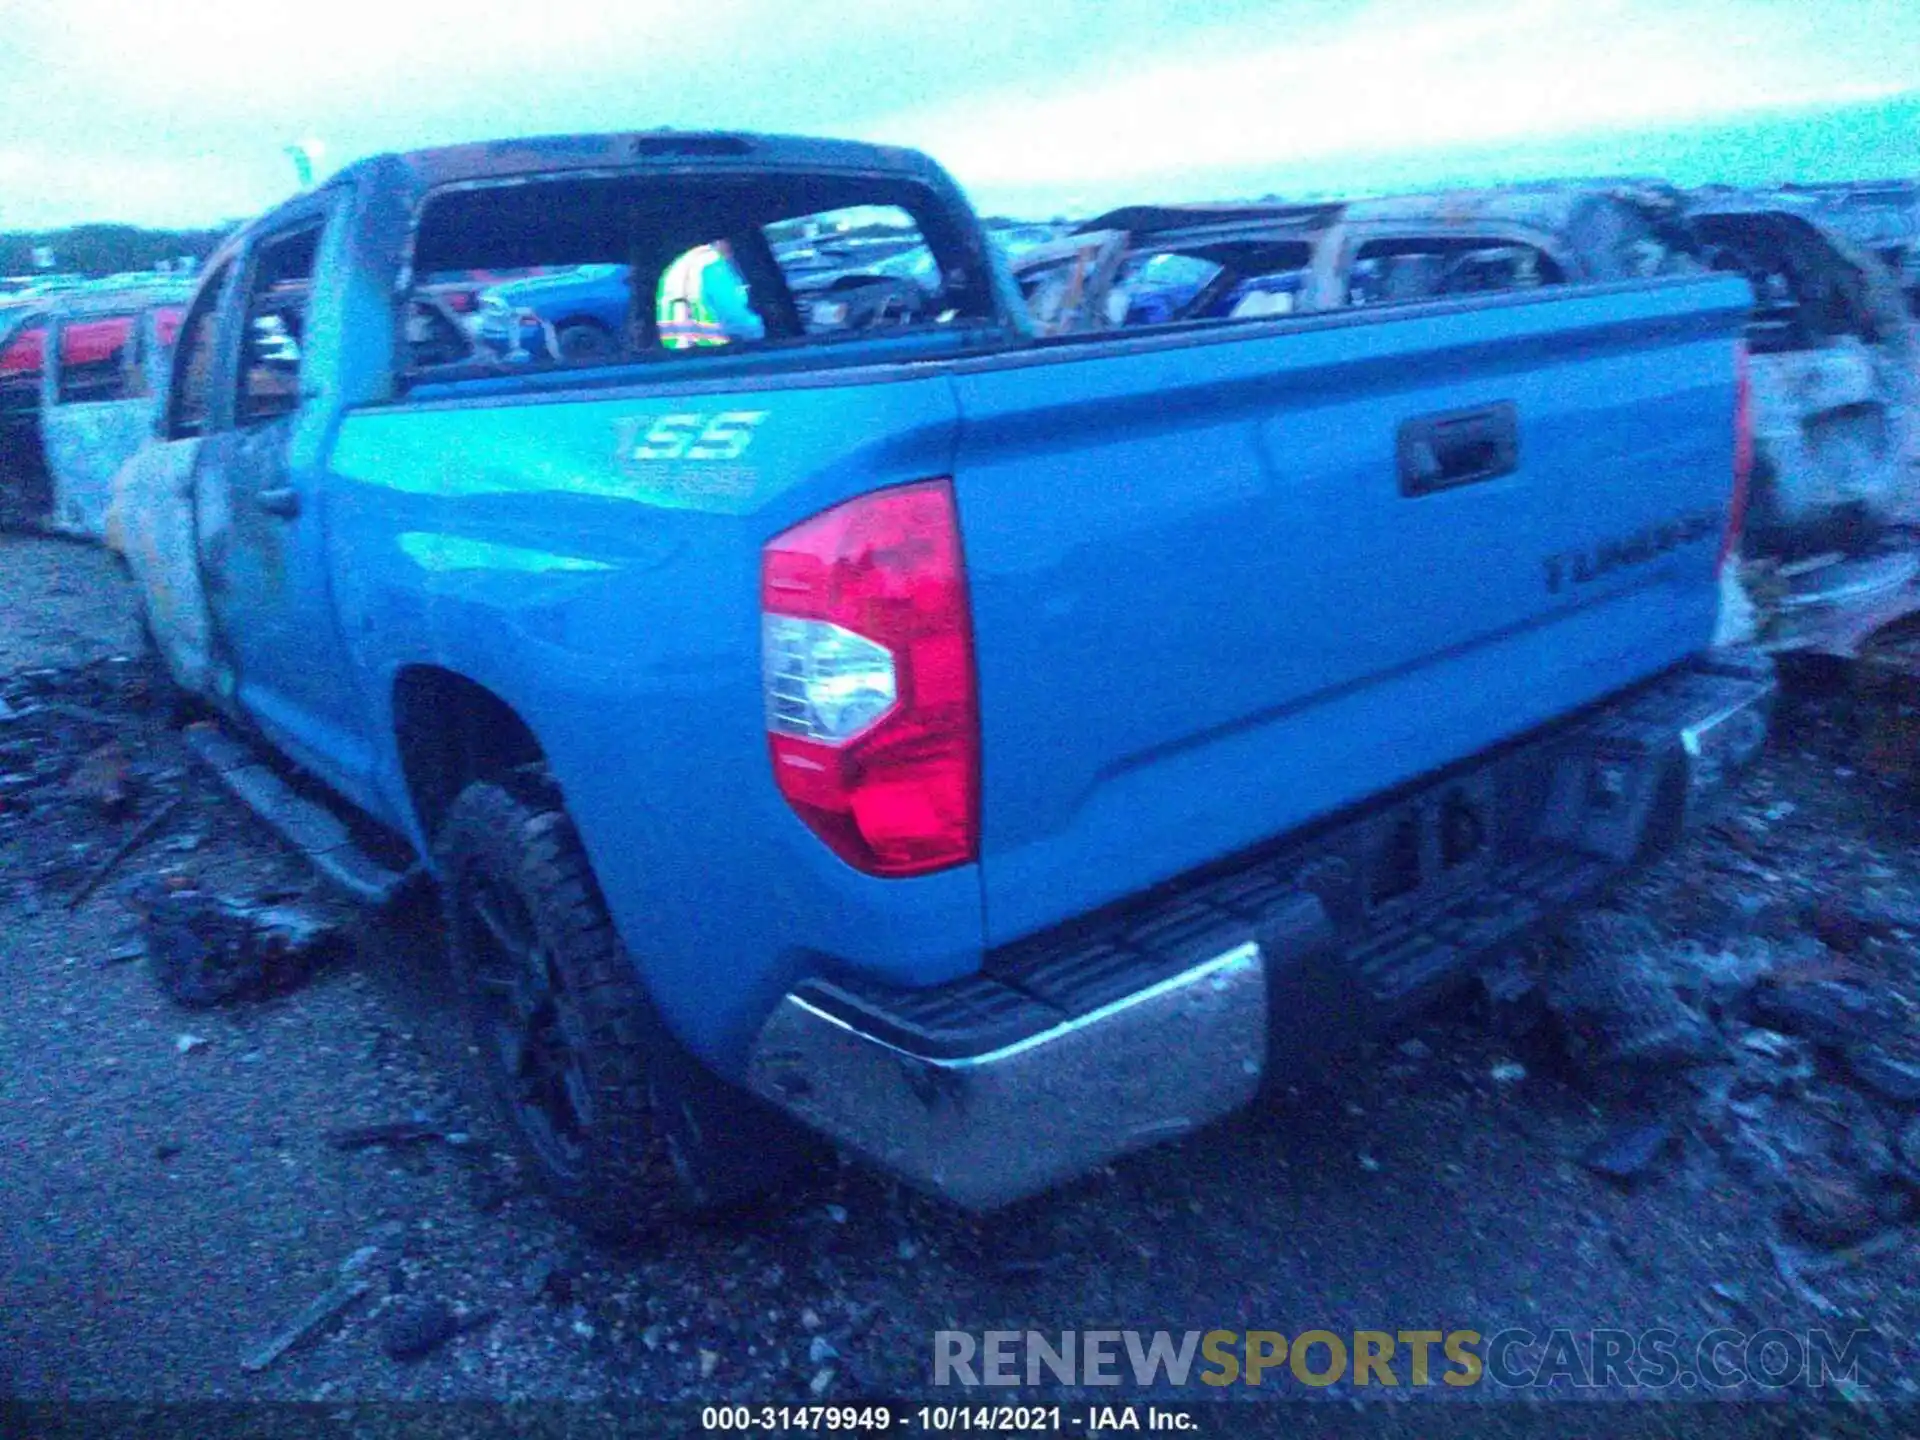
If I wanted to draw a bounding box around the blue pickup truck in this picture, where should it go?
[108,130,1772,1228]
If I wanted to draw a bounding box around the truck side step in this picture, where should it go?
[183,722,420,905]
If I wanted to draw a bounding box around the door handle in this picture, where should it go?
[1397,402,1519,496]
[255,486,302,518]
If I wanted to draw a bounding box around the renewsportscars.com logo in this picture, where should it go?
[932,1328,1872,1391]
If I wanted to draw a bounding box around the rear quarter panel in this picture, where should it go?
[326,373,979,1069]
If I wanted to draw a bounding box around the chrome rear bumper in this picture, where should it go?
[746,652,1775,1211]
[747,943,1267,1211]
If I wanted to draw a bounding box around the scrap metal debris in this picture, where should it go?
[1749,971,1905,1046]
[326,1120,462,1152]
[132,884,345,1009]
[239,1277,371,1373]
[1582,1119,1676,1183]
[1782,1164,1886,1249]
[1843,1044,1920,1104]
[1542,911,1722,1073]
[64,795,182,910]
[379,1298,496,1362]
[1767,1237,1841,1316]
[65,739,133,816]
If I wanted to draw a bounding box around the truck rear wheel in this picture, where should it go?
[554,321,618,362]
[436,776,813,1232]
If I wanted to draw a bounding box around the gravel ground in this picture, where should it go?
[2,532,1918,1436]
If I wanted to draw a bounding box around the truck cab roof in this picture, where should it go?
[349,130,949,194]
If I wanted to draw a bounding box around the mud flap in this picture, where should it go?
[1255,890,1361,1083]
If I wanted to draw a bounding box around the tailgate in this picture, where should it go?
[951,275,1753,946]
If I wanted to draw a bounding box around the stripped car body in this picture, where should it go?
[1011,184,1697,335]
[1013,184,1920,667]
[1696,180,1920,316]
[40,282,192,539]
[1687,198,1920,658]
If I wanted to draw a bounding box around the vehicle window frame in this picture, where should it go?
[235,219,327,430]
[400,168,1004,386]
[0,317,48,396]
[52,310,142,406]
[167,262,237,440]
[1335,224,1572,309]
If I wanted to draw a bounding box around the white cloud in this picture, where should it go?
[0,0,1912,229]
[864,0,1917,193]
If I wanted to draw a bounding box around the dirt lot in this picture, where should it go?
[3,532,1919,1436]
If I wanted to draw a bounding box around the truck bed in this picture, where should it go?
[326,271,1751,1065]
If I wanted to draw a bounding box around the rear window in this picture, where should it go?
[768,206,941,336]
[406,171,998,383]
[0,322,45,379]
[56,314,137,402]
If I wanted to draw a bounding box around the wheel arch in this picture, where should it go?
[391,664,548,842]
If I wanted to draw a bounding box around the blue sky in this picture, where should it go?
[0,0,1915,229]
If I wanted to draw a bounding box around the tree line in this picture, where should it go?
[0,223,236,278]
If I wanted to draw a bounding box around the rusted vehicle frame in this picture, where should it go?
[0,281,192,540]
[37,282,192,540]
[1011,185,1694,337]
[1690,203,1920,661]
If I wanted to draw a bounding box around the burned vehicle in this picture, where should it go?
[1012,184,1698,335]
[0,299,50,526]
[109,129,1765,1227]
[1697,180,1920,317]
[1011,183,1920,669]
[1686,198,1920,657]
[0,279,191,538]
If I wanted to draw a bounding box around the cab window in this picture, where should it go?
[238,226,321,425]
[405,169,995,381]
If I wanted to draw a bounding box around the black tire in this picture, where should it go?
[436,775,816,1232]
[554,321,617,363]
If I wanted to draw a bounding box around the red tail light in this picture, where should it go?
[1720,339,1753,575]
[761,479,979,877]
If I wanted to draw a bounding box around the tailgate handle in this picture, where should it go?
[1397,402,1519,496]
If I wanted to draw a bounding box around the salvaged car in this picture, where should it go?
[0,300,51,526]
[111,129,1769,1228]
[470,264,632,361]
[1012,184,1699,335]
[1686,197,1920,656]
[0,279,191,538]
[1697,180,1920,316]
